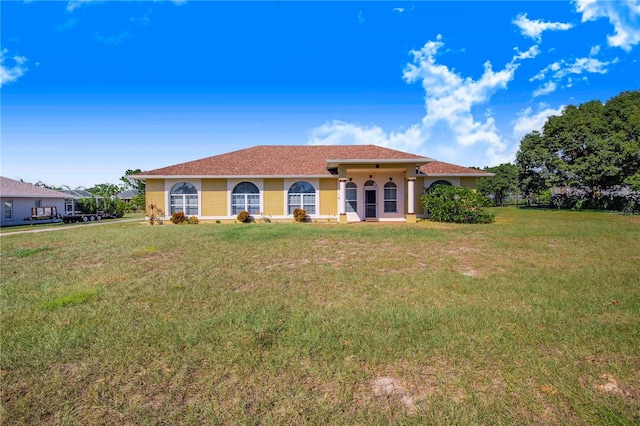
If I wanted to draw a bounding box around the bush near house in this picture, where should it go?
[293,208,308,222]
[170,212,186,225]
[237,211,251,222]
[420,185,494,224]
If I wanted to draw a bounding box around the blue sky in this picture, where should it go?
[1,1,639,188]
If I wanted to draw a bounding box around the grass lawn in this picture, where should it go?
[1,208,639,424]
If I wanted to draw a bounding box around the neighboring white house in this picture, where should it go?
[0,177,67,227]
[59,188,96,214]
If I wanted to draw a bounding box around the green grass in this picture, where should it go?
[1,208,639,424]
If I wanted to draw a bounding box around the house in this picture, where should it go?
[116,190,139,204]
[59,188,96,214]
[0,177,67,227]
[133,145,492,223]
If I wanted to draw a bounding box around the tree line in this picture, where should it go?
[477,90,640,212]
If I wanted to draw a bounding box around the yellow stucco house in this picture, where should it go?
[134,145,492,223]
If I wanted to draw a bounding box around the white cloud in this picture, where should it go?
[0,48,29,88]
[513,13,574,41]
[575,0,640,51]
[512,105,565,141]
[532,81,557,97]
[513,45,540,61]
[309,36,541,166]
[392,7,405,13]
[66,0,100,12]
[308,121,425,154]
[530,56,617,96]
[589,44,601,56]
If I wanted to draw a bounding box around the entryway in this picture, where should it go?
[364,180,377,220]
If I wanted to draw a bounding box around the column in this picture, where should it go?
[407,178,415,214]
[339,178,347,223]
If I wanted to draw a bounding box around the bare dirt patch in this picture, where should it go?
[372,376,417,413]
[593,374,639,399]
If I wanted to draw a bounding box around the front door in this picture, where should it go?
[364,189,377,219]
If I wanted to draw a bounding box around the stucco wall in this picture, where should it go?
[145,179,165,214]
[263,178,284,216]
[319,178,338,216]
[460,177,478,188]
[201,179,227,216]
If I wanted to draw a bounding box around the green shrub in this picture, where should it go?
[420,185,494,224]
[188,216,200,225]
[170,211,186,224]
[293,208,307,222]
[237,211,251,223]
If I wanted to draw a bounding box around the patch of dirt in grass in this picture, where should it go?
[371,376,417,413]
[353,358,477,416]
[442,245,487,277]
[591,374,640,399]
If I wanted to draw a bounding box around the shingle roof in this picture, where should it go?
[0,177,67,198]
[137,145,431,177]
[419,161,494,176]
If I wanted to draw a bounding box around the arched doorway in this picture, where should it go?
[364,180,377,219]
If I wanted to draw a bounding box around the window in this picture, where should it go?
[384,182,397,213]
[4,200,13,220]
[429,180,452,190]
[232,182,260,215]
[345,182,357,213]
[170,182,199,216]
[288,181,316,215]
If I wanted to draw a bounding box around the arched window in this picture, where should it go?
[426,180,453,193]
[364,180,377,187]
[430,180,452,188]
[345,182,357,213]
[232,182,260,214]
[288,181,316,215]
[384,182,397,213]
[170,182,198,215]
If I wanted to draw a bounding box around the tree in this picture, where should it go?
[476,163,520,206]
[516,90,640,205]
[87,183,122,214]
[120,169,146,210]
[120,169,145,196]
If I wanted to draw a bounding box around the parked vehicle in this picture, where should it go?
[62,211,117,223]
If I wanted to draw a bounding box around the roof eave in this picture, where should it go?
[2,194,68,198]
[326,157,433,168]
[132,174,338,180]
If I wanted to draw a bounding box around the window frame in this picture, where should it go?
[232,182,261,215]
[287,181,316,215]
[4,200,13,221]
[169,182,199,216]
[383,182,397,213]
[345,182,358,213]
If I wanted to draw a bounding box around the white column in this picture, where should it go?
[407,178,415,214]
[338,178,347,215]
